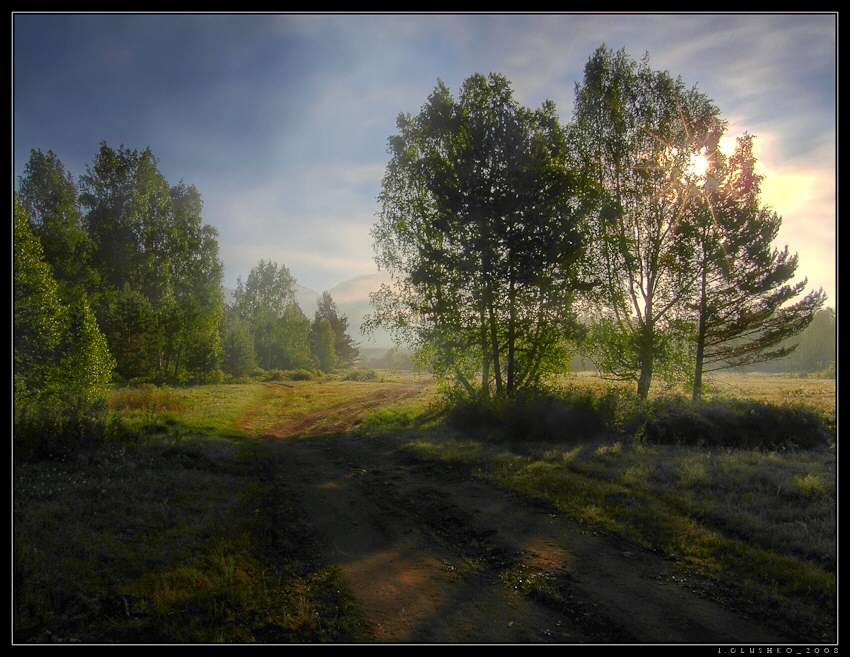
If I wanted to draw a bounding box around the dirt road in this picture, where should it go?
[254,380,805,645]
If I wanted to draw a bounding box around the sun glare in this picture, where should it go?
[686,147,710,183]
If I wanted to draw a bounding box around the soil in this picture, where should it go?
[253,380,811,645]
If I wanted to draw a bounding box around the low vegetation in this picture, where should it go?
[13,372,836,643]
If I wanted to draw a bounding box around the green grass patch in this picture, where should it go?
[15,372,836,643]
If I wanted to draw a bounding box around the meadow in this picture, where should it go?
[13,370,837,643]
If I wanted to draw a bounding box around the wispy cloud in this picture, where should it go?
[14,12,836,306]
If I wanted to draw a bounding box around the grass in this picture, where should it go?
[13,370,837,643]
[13,434,371,643]
[372,372,837,642]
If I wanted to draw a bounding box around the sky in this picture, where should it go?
[13,12,837,311]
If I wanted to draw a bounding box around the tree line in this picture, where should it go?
[366,45,829,401]
[14,44,832,427]
[14,142,360,440]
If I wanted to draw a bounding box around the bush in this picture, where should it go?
[448,390,606,443]
[444,386,834,451]
[264,369,315,381]
[343,367,378,382]
[636,396,833,450]
[14,393,122,459]
[285,369,315,381]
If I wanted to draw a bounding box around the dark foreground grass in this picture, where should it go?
[13,435,371,643]
[14,374,837,644]
[357,379,837,643]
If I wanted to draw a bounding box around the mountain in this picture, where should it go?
[327,274,395,350]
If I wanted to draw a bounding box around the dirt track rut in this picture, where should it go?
[253,383,803,645]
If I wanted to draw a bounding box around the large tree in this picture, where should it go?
[231,259,313,371]
[161,182,224,382]
[367,73,587,399]
[77,143,224,381]
[688,133,826,398]
[570,45,726,399]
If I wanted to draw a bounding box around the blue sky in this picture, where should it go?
[13,12,837,309]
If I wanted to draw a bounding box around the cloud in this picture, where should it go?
[14,12,836,308]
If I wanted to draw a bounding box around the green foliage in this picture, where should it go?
[259,368,317,382]
[311,318,338,373]
[13,198,65,396]
[231,260,314,371]
[443,381,833,452]
[633,396,833,450]
[59,296,116,393]
[310,291,359,369]
[220,309,257,378]
[342,367,378,382]
[689,134,826,398]
[14,394,122,459]
[281,369,316,381]
[15,199,118,457]
[71,143,224,383]
[17,148,96,301]
[368,72,587,399]
[570,45,725,399]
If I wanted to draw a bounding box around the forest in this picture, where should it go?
[14,45,834,459]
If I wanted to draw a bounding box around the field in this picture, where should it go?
[13,371,837,644]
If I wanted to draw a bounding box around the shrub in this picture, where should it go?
[263,369,316,382]
[636,396,833,450]
[14,393,122,459]
[285,369,315,381]
[343,368,378,382]
[445,386,834,451]
[448,390,606,443]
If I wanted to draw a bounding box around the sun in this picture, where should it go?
[686,147,710,182]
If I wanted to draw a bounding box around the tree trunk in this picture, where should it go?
[692,263,709,402]
[489,302,503,397]
[636,360,653,400]
[506,275,516,395]
[479,303,490,399]
[636,323,654,400]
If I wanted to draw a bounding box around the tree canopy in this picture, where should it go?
[16,143,225,384]
[367,73,588,398]
[231,259,313,371]
[570,45,727,399]
[309,291,359,371]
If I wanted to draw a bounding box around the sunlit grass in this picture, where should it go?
[361,374,836,640]
[17,371,835,643]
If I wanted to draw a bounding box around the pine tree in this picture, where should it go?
[688,134,826,399]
